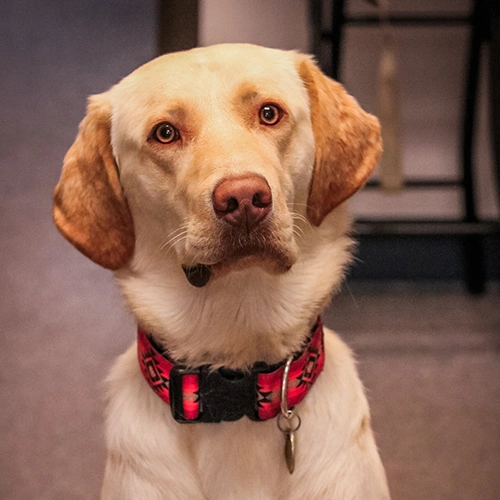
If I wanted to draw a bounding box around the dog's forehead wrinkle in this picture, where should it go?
[163,105,187,121]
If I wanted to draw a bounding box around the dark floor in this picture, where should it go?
[1,1,500,499]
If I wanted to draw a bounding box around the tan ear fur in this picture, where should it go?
[297,57,382,226]
[53,95,135,270]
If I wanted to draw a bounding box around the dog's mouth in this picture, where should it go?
[181,216,298,287]
[182,244,295,287]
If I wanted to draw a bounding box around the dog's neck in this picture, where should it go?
[115,212,352,370]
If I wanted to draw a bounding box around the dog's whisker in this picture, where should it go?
[165,233,188,253]
[161,231,189,254]
[160,226,189,251]
[167,223,190,237]
[291,212,312,231]
[160,234,182,251]
[291,212,308,224]
[344,282,360,311]
[291,201,314,211]
[292,223,305,238]
[160,237,183,254]
[163,224,190,240]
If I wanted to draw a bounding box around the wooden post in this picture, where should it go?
[157,0,199,55]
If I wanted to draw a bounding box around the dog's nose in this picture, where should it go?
[212,175,272,231]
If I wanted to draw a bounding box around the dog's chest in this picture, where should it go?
[106,344,326,499]
[104,332,389,500]
[106,345,293,497]
[188,420,287,499]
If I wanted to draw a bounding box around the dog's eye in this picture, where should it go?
[259,104,282,126]
[152,122,180,144]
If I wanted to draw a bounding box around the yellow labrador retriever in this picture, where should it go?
[54,44,390,499]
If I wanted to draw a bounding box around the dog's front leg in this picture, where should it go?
[101,452,206,500]
[102,346,207,500]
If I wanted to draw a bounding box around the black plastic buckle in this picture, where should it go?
[170,364,270,423]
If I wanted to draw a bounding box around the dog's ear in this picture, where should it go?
[53,94,135,270]
[297,56,382,226]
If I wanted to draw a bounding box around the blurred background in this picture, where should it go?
[1,0,499,498]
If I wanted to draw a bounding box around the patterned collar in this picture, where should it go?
[137,320,325,423]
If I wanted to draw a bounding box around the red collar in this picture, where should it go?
[138,320,325,423]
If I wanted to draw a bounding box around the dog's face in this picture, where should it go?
[54,44,380,277]
[109,45,317,282]
[53,45,381,363]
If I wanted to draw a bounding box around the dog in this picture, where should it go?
[53,43,390,499]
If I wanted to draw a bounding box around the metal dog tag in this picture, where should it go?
[284,430,295,474]
[278,356,301,474]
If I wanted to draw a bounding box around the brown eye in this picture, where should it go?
[259,104,282,126]
[152,122,180,144]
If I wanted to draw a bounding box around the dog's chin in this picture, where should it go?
[211,250,294,278]
[181,222,298,286]
[182,246,296,287]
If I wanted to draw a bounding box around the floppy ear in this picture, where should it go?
[53,94,135,270]
[297,56,382,226]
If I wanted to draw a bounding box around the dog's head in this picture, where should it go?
[54,44,380,288]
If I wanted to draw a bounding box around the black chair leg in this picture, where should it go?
[461,0,487,293]
[489,0,500,211]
